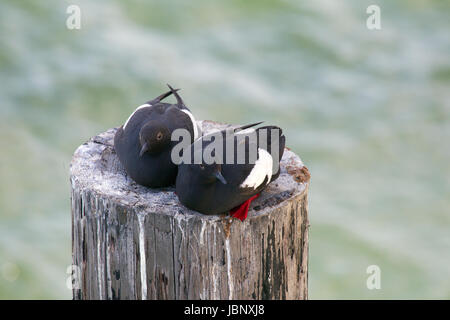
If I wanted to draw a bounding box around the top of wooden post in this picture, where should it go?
[70,120,310,221]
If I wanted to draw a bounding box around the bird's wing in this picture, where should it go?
[122,103,152,130]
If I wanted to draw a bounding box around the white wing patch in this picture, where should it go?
[123,103,151,130]
[181,109,199,140]
[240,148,273,189]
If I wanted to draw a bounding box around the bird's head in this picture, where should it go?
[139,120,170,157]
[191,162,227,185]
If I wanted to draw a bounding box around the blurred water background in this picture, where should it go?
[0,0,449,299]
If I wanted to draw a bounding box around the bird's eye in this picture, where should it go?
[156,132,163,140]
[199,164,205,170]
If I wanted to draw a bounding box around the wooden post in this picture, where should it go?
[70,120,310,300]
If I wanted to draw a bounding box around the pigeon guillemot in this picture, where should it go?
[175,123,286,221]
[114,84,200,188]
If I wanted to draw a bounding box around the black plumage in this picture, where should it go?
[114,85,199,188]
[176,123,286,216]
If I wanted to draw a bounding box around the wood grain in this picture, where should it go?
[70,121,310,300]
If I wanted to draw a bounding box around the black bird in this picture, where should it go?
[175,123,285,221]
[114,85,200,188]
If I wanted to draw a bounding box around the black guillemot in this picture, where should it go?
[114,84,200,188]
[175,123,286,221]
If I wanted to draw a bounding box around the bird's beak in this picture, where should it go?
[214,171,227,184]
[139,142,149,157]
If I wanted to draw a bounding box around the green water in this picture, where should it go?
[0,0,449,299]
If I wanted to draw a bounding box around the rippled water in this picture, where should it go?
[0,0,449,299]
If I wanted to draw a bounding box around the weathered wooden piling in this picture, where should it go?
[70,120,310,300]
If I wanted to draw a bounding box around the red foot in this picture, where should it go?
[230,193,260,222]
